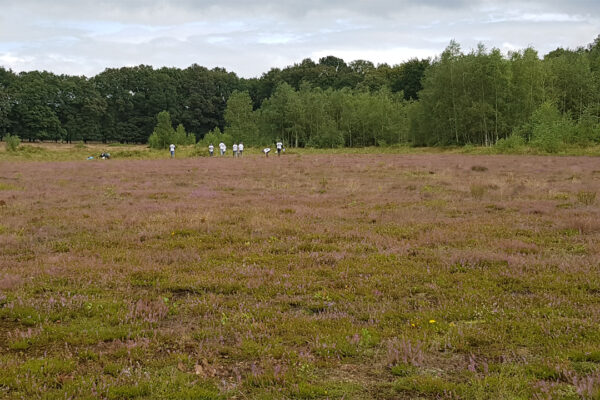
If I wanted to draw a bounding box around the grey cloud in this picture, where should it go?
[1,0,599,77]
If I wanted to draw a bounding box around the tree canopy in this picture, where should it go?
[2,35,600,149]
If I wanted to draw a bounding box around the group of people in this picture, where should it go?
[168,140,284,158]
[207,141,285,157]
[263,141,284,157]
[208,142,245,157]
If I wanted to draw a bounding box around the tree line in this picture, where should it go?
[410,39,600,147]
[1,36,600,149]
[0,56,425,146]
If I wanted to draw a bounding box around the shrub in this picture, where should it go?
[107,383,150,399]
[197,127,233,148]
[174,124,196,145]
[531,124,565,153]
[470,184,486,200]
[198,128,220,147]
[495,134,525,152]
[307,120,344,148]
[3,134,20,152]
[148,111,175,149]
[572,110,600,145]
[390,363,417,377]
[577,191,596,206]
[529,102,572,153]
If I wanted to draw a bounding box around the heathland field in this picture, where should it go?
[1,152,600,399]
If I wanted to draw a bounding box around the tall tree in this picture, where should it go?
[224,90,258,144]
[148,110,176,149]
[509,47,546,137]
[0,67,14,136]
[10,71,65,142]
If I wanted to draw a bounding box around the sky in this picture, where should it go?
[0,0,599,78]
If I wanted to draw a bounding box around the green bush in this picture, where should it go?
[495,134,525,152]
[148,111,193,149]
[577,191,597,206]
[531,122,570,153]
[197,127,233,148]
[148,111,175,149]
[529,102,572,153]
[307,120,344,148]
[3,134,20,152]
[174,124,196,145]
[470,184,486,200]
[107,383,150,399]
[572,110,600,145]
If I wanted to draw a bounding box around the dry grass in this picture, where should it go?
[0,152,599,399]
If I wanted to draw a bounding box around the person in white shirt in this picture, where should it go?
[208,144,214,157]
[219,142,225,156]
[238,143,244,156]
[276,140,283,156]
[263,147,271,157]
[169,143,175,158]
[232,143,238,157]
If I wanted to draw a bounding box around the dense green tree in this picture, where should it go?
[148,111,176,149]
[0,67,15,136]
[10,71,65,142]
[387,59,430,100]
[251,83,408,148]
[544,50,596,119]
[508,48,546,137]
[56,75,106,143]
[178,65,221,136]
[259,83,302,146]
[174,123,195,145]
[412,40,463,145]
[224,90,259,144]
[0,86,10,136]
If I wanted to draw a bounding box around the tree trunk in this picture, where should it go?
[451,65,458,144]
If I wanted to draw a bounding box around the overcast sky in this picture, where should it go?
[1,0,598,78]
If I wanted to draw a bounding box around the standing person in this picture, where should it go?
[169,143,175,158]
[208,143,214,157]
[232,143,238,157]
[238,142,244,157]
[276,140,283,156]
[219,142,225,156]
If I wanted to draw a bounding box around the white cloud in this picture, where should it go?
[0,53,32,65]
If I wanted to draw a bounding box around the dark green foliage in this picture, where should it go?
[410,39,600,148]
[148,111,193,148]
[224,91,259,144]
[529,102,573,153]
[494,134,525,152]
[174,124,196,145]
[148,111,176,149]
[0,69,12,136]
[2,36,600,148]
[9,71,66,142]
[197,127,233,148]
[253,84,408,148]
